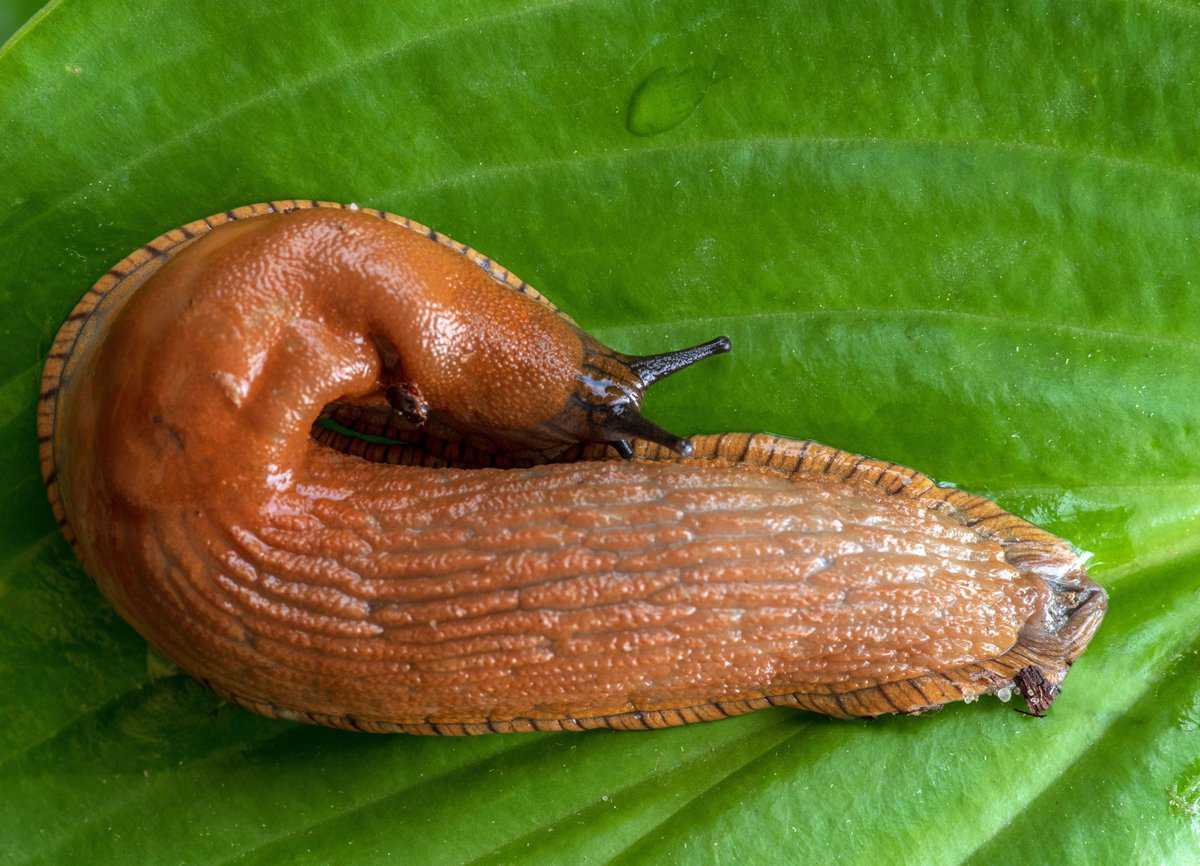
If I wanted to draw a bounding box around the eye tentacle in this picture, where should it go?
[626,335,731,387]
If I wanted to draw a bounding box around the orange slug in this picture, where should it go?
[38,200,1106,734]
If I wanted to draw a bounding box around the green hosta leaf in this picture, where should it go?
[0,0,42,46]
[3,1,1199,863]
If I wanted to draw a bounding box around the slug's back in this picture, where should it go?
[40,200,1106,733]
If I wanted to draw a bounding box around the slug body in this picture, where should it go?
[40,201,1106,734]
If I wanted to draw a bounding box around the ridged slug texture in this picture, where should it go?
[38,200,1107,735]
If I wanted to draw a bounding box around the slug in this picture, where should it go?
[38,200,1106,734]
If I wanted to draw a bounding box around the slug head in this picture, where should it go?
[367,224,730,459]
[383,271,729,459]
[566,334,732,457]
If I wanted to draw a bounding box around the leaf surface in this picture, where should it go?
[2,2,1198,863]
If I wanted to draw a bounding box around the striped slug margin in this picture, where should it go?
[38,203,1105,734]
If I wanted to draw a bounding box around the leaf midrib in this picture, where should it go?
[594,305,1200,351]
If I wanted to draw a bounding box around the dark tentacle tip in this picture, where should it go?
[601,406,692,459]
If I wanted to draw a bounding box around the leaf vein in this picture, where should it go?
[593,307,1200,352]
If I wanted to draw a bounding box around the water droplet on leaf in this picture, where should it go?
[627,64,718,136]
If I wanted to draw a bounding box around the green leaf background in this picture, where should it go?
[2,1,1199,863]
